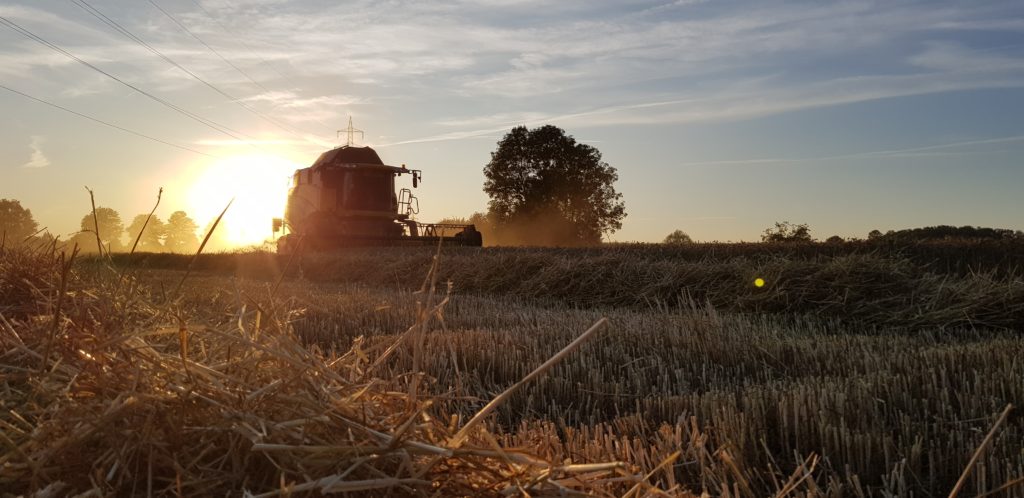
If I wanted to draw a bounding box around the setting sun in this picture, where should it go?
[186,154,296,249]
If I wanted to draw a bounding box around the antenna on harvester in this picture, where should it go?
[337,116,364,146]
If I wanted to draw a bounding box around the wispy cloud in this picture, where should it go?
[22,135,50,168]
[194,138,304,146]
[675,134,1024,167]
[240,90,363,109]
[2,0,1024,149]
[679,216,738,221]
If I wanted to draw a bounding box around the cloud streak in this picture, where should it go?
[22,135,50,168]
[675,134,1024,167]
[1,0,1023,148]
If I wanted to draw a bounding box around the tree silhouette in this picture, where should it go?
[78,207,124,252]
[0,199,38,244]
[483,125,625,246]
[126,214,166,253]
[663,230,693,244]
[762,221,813,243]
[164,211,199,253]
[874,225,1022,242]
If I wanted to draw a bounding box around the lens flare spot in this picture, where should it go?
[754,278,766,288]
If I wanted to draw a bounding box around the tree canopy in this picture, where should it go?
[0,199,38,244]
[164,211,199,253]
[483,125,625,246]
[78,207,124,252]
[126,214,166,253]
[762,221,813,243]
[663,230,693,244]
[874,225,1023,242]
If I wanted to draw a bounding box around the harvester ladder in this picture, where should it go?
[398,188,419,216]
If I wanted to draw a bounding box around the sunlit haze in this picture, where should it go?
[182,154,294,247]
[2,0,1023,246]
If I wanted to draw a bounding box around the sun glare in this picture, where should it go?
[186,155,296,249]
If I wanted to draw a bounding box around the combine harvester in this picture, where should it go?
[272,121,482,253]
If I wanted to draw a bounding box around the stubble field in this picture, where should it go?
[3,241,1023,496]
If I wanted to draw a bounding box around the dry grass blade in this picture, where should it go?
[128,187,163,256]
[1,244,653,497]
[449,317,609,449]
[173,197,232,297]
[774,453,819,497]
[973,475,1024,498]
[270,233,303,299]
[39,244,77,372]
[9,230,1023,496]
[622,450,681,498]
[948,404,1014,498]
[251,476,431,497]
[83,186,102,257]
[85,185,104,256]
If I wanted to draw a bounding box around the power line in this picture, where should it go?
[147,0,269,94]
[187,0,292,83]
[0,82,218,158]
[69,0,323,145]
[0,14,268,153]
[183,0,339,135]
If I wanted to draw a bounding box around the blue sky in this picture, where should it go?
[1,0,1022,244]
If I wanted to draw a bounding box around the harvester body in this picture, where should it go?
[274,145,482,252]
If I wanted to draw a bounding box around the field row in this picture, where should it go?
[160,271,1024,496]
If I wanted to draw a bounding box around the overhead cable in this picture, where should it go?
[0,14,268,153]
[70,0,324,144]
[0,82,218,158]
[147,0,270,94]
[184,0,339,135]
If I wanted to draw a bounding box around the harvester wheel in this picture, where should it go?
[459,227,483,247]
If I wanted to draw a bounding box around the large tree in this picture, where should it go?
[78,207,124,252]
[0,199,38,244]
[663,230,693,244]
[164,211,199,253]
[761,221,813,243]
[126,214,166,253]
[483,125,625,246]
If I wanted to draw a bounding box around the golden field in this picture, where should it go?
[2,241,1022,496]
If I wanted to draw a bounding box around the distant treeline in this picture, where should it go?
[1,198,210,254]
[869,225,1024,242]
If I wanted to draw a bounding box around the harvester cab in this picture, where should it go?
[272,143,482,253]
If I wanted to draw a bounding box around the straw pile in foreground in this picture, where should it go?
[0,243,672,497]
